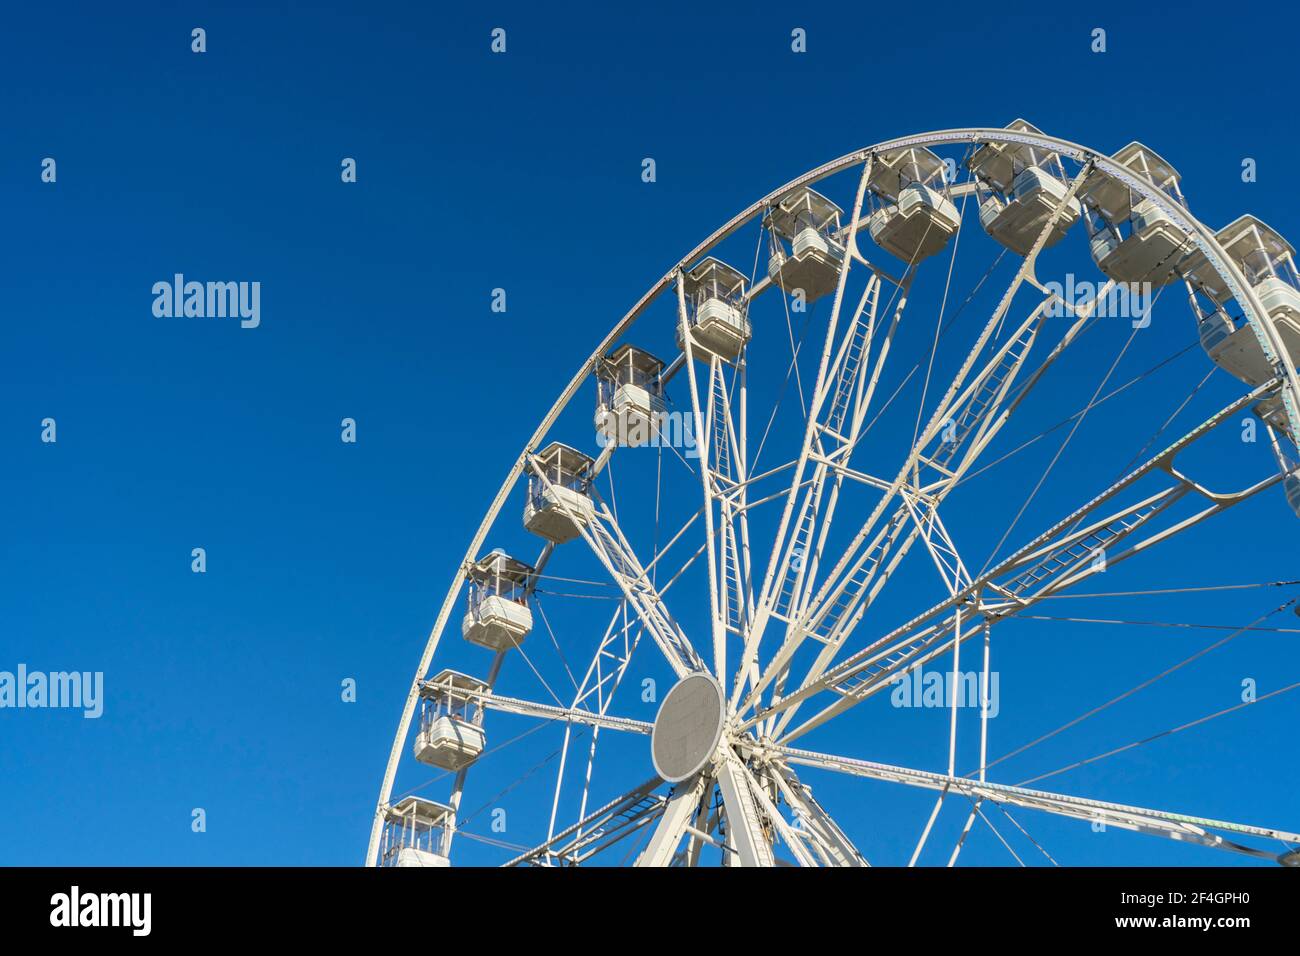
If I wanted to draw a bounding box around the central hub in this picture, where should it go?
[651,672,726,783]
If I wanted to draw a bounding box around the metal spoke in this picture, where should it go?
[714,750,779,867]
[775,744,1300,863]
[734,156,880,712]
[637,772,712,867]
[418,676,652,735]
[770,761,869,866]
[507,777,666,867]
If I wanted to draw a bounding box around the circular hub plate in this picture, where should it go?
[651,673,725,783]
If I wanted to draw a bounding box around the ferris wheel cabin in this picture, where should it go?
[1220,217,1300,361]
[968,120,1081,256]
[413,669,489,772]
[462,550,534,652]
[595,345,666,447]
[1286,473,1300,519]
[678,257,751,363]
[866,146,961,264]
[1082,142,1189,288]
[380,796,453,867]
[523,442,596,544]
[1183,215,1300,388]
[766,187,846,303]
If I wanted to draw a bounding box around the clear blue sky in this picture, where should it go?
[2,1,1297,866]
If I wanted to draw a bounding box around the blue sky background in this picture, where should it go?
[2,1,1298,866]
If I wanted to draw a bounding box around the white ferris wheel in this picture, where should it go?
[367,125,1300,868]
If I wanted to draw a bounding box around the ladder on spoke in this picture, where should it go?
[931,323,1037,471]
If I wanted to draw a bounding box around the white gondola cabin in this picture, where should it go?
[462,550,533,652]
[523,442,596,543]
[766,187,846,303]
[1286,472,1300,520]
[968,120,1081,256]
[380,796,453,867]
[595,345,666,447]
[1081,143,1189,288]
[1182,215,1300,387]
[867,146,961,264]
[1218,216,1300,361]
[413,669,489,772]
[965,120,1044,194]
[677,257,751,363]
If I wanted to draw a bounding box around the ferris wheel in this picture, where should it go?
[367,125,1300,868]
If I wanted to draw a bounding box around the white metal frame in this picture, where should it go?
[365,128,1300,868]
